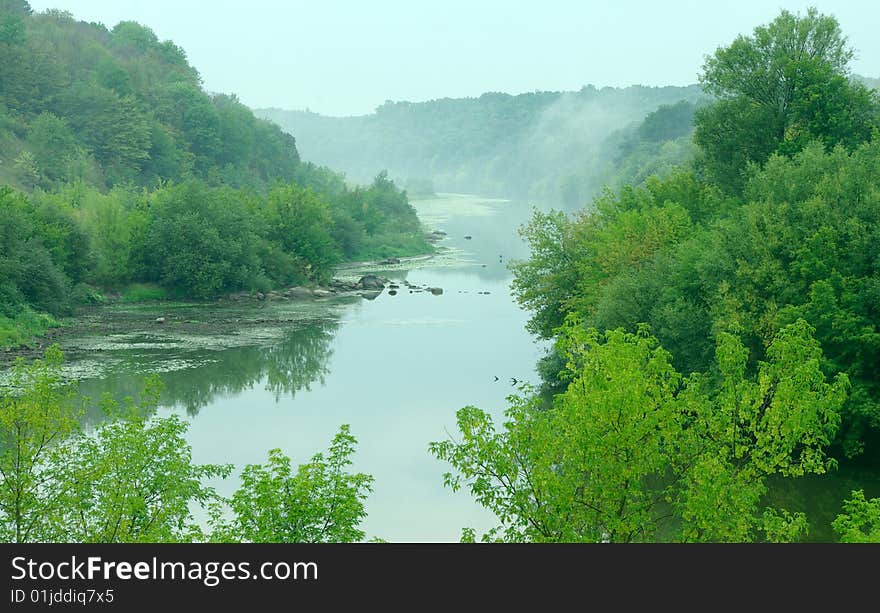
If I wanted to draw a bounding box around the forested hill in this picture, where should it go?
[0,1,303,191]
[0,1,430,348]
[257,85,708,206]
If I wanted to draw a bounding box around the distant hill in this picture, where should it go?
[258,85,708,207]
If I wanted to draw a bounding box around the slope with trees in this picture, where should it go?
[0,2,431,348]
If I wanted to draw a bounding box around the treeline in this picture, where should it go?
[258,85,707,206]
[0,173,427,346]
[0,1,430,347]
[436,8,880,540]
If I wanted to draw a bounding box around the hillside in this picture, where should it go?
[0,2,310,192]
[0,1,430,347]
[258,85,708,206]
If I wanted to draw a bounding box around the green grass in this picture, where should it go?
[120,283,170,303]
[0,309,61,349]
[352,232,435,261]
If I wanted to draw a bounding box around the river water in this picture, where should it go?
[68,193,547,542]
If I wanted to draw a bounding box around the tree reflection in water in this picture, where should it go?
[76,317,339,422]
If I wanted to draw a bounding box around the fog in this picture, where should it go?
[258,84,706,206]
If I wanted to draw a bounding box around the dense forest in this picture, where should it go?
[434,8,880,541]
[0,0,430,348]
[258,85,708,206]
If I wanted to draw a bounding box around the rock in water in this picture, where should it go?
[360,290,383,300]
[358,275,385,290]
[429,287,444,295]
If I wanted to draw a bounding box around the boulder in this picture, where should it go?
[358,275,385,290]
[388,289,398,296]
[429,287,444,296]
[287,287,314,299]
[330,279,357,292]
[360,290,383,300]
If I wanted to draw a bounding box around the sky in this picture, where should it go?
[27,0,880,117]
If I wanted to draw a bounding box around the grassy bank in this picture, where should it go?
[0,308,61,349]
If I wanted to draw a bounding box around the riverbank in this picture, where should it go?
[0,249,454,368]
[0,225,446,353]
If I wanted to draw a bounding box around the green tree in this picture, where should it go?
[701,7,852,134]
[261,184,340,283]
[0,346,79,542]
[211,425,373,543]
[0,187,70,316]
[832,490,880,542]
[12,151,40,189]
[48,380,231,543]
[56,83,153,182]
[138,182,263,297]
[0,1,32,17]
[695,7,879,192]
[432,320,847,542]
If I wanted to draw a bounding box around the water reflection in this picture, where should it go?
[765,443,880,542]
[76,318,339,419]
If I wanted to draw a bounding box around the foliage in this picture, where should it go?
[0,347,372,543]
[0,8,430,345]
[0,186,72,318]
[515,136,880,454]
[695,8,879,193]
[0,345,79,542]
[0,172,429,347]
[0,8,301,190]
[48,380,231,543]
[832,490,880,542]
[210,425,373,543]
[431,321,847,542]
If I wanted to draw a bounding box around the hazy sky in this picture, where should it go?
[27,1,880,116]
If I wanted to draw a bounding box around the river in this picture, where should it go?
[64,193,547,542]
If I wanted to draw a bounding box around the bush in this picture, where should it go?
[120,283,168,303]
